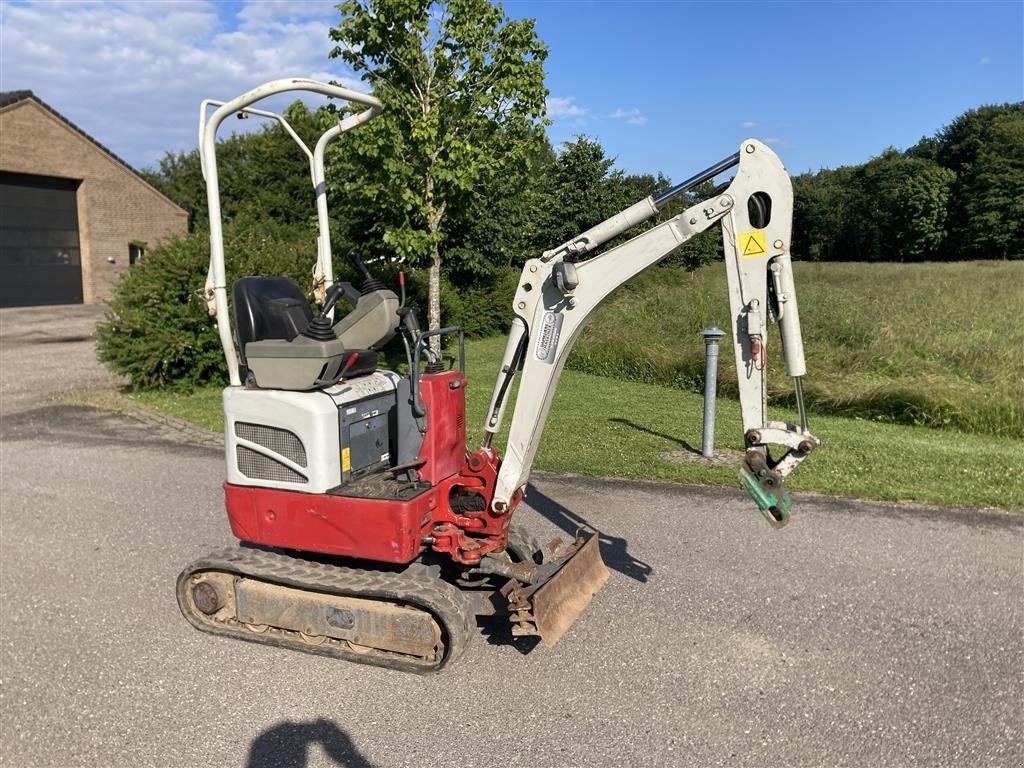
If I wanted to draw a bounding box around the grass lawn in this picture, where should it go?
[126,335,1023,511]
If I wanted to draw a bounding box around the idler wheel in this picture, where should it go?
[192,580,224,615]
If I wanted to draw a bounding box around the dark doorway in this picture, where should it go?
[0,171,83,306]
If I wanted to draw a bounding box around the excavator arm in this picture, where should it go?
[481,140,820,526]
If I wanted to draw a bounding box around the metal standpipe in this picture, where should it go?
[700,326,726,458]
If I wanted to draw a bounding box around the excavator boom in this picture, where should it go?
[482,140,819,525]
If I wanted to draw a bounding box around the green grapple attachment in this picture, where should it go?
[740,467,793,528]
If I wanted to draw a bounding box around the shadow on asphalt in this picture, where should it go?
[478,616,543,653]
[525,482,653,583]
[0,404,218,454]
[247,719,375,768]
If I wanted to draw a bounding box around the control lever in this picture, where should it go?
[304,281,360,341]
[347,250,386,293]
[397,306,421,337]
[321,281,362,317]
[338,351,361,379]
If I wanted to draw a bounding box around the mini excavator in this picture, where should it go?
[176,79,820,673]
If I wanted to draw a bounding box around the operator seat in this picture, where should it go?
[232,276,377,386]
[233,276,312,351]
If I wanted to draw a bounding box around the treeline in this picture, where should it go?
[145,100,1022,284]
[794,103,1023,262]
[141,101,719,283]
[110,99,1021,390]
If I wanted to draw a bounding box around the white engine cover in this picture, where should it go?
[223,371,399,493]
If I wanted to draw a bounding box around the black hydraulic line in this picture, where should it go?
[483,332,527,446]
[652,152,741,210]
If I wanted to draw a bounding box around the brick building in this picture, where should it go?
[0,91,187,307]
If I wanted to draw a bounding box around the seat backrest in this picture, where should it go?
[232,277,312,359]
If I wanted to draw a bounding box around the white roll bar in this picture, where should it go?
[199,78,382,385]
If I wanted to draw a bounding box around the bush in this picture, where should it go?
[97,221,524,388]
[441,269,522,337]
[97,223,320,389]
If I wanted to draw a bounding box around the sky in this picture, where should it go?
[1,0,1021,183]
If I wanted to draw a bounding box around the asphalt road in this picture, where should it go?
[1,306,1021,768]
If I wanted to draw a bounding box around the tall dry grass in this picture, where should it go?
[569,260,1024,437]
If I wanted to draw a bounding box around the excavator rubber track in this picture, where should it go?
[176,546,474,675]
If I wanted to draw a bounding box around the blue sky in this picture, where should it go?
[2,0,1021,182]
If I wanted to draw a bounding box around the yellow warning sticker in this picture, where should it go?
[739,229,767,258]
[341,447,351,472]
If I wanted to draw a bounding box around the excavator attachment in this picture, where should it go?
[740,467,793,528]
[501,534,610,646]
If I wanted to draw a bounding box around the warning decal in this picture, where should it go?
[739,229,767,258]
[341,447,352,472]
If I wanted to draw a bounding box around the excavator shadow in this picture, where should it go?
[476,483,651,654]
[523,482,653,583]
[477,616,543,653]
[246,718,376,768]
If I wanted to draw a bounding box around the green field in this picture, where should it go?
[570,260,1024,437]
[127,333,1024,510]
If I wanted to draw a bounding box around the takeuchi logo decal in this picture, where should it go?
[534,311,563,364]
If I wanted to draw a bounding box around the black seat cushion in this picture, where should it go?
[233,277,312,358]
[337,349,378,380]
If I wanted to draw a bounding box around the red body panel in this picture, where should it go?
[225,482,435,564]
[416,370,467,484]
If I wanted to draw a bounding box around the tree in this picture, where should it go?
[537,136,623,245]
[438,125,556,281]
[932,104,1024,259]
[792,165,864,261]
[142,102,329,233]
[956,111,1024,259]
[329,0,548,346]
[859,150,954,261]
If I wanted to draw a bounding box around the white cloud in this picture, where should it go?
[740,120,760,129]
[236,1,337,26]
[609,107,646,125]
[979,56,993,65]
[764,137,792,149]
[546,96,589,121]
[0,1,356,168]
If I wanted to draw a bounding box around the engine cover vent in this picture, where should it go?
[235,422,307,467]
[236,446,308,484]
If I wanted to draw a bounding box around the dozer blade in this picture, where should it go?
[505,534,610,647]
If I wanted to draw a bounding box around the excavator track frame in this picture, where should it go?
[176,546,474,674]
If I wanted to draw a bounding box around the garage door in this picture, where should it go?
[0,171,83,307]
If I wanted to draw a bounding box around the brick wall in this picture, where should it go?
[0,99,188,303]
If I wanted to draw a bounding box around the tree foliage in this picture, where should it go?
[797,102,1023,262]
[534,136,721,269]
[141,102,329,232]
[934,104,1024,259]
[860,150,955,261]
[328,0,548,342]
